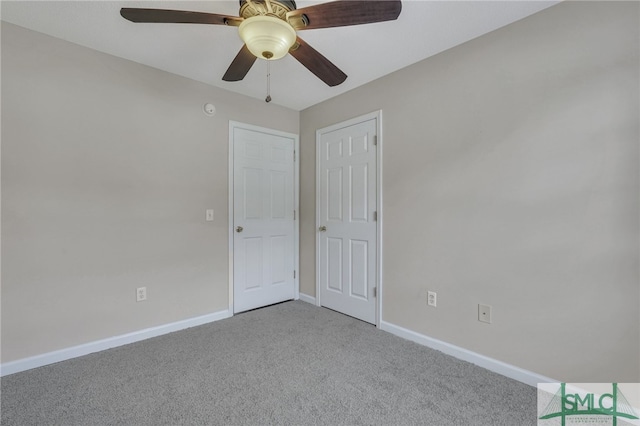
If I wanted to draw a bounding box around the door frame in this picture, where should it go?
[315,110,383,327]
[228,121,300,314]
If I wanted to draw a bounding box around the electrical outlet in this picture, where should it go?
[478,304,492,323]
[427,291,437,307]
[136,287,147,302]
[206,209,214,222]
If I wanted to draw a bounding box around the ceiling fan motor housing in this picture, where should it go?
[239,0,295,20]
[239,0,308,29]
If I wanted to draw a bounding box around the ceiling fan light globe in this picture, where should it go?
[238,15,296,60]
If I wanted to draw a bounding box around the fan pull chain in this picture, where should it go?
[265,60,272,103]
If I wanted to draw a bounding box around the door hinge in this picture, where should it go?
[373,287,377,298]
[293,270,296,279]
[373,211,377,221]
[294,210,296,220]
[293,150,296,161]
[373,135,377,146]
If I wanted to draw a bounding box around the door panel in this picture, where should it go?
[350,239,368,299]
[327,168,343,220]
[350,163,368,222]
[243,237,262,290]
[270,235,286,284]
[327,237,343,292]
[233,126,295,313]
[243,168,263,219]
[318,117,377,324]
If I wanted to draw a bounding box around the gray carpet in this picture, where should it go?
[1,301,536,425]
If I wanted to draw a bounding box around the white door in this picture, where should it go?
[232,124,297,313]
[317,115,378,324]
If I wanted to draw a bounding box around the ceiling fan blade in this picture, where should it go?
[287,0,401,30]
[120,8,243,26]
[223,45,257,82]
[289,37,347,87]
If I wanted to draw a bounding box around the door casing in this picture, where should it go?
[315,110,383,327]
[228,121,300,314]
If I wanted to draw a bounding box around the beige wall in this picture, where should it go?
[300,1,639,382]
[1,22,298,363]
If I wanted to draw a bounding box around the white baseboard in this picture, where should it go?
[298,293,316,305]
[1,308,554,386]
[0,309,232,377]
[379,320,556,387]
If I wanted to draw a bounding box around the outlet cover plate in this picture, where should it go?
[427,291,437,307]
[478,304,492,323]
[136,287,147,302]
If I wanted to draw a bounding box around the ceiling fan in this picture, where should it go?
[120,0,402,87]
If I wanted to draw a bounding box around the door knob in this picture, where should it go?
[236,226,244,233]
[319,226,327,232]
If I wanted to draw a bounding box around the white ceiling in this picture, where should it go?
[1,0,559,111]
